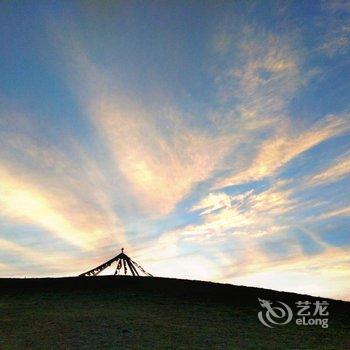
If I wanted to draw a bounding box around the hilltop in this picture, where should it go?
[0,276,349,349]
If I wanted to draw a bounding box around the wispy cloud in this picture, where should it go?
[0,237,66,268]
[316,206,350,220]
[89,98,233,216]
[62,46,235,217]
[170,181,295,247]
[191,190,254,216]
[214,28,302,130]
[216,115,349,188]
[320,0,350,56]
[229,247,350,299]
[157,171,348,293]
[0,113,124,251]
[133,23,350,291]
[212,23,349,190]
[0,165,120,250]
[307,151,350,187]
[0,236,112,277]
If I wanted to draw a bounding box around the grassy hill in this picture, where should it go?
[0,276,349,349]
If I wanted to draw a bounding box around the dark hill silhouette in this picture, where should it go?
[0,276,349,349]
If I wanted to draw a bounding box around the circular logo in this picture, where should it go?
[258,298,293,328]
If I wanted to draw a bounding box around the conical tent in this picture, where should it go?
[79,248,153,277]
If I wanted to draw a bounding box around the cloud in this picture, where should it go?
[319,34,350,57]
[55,23,312,219]
[214,29,302,131]
[0,260,19,277]
[216,114,349,188]
[319,1,350,57]
[307,152,350,187]
[316,206,350,220]
[90,99,234,216]
[147,253,223,281]
[212,24,349,190]
[168,181,296,248]
[0,113,125,251]
[326,0,350,12]
[56,24,317,218]
[0,238,81,277]
[0,236,113,277]
[59,46,235,217]
[0,166,116,250]
[0,237,63,267]
[211,28,321,189]
[129,226,225,281]
[191,190,254,216]
[156,176,349,292]
[230,247,350,300]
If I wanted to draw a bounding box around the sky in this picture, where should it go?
[0,1,349,300]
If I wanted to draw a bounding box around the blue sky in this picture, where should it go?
[0,1,349,300]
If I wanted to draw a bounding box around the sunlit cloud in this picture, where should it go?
[316,206,350,220]
[60,47,235,217]
[212,24,349,190]
[169,181,295,247]
[89,98,233,216]
[319,0,350,57]
[230,247,350,300]
[216,115,349,188]
[154,172,349,298]
[307,152,350,187]
[129,23,349,293]
[214,29,302,131]
[0,113,125,251]
[0,237,64,267]
[0,166,115,250]
[191,190,254,216]
[0,236,111,277]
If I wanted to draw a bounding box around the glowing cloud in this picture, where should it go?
[216,115,349,188]
[307,152,350,187]
[0,167,110,250]
[90,98,233,216]
[0,113,125,251]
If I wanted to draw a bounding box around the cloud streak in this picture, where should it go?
[216,114,349,188]
[89,97,233,216]
[0,113,125,251]
[61,46,236,217]
[307,151,350,187]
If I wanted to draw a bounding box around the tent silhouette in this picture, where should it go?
[79,248,153,277]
